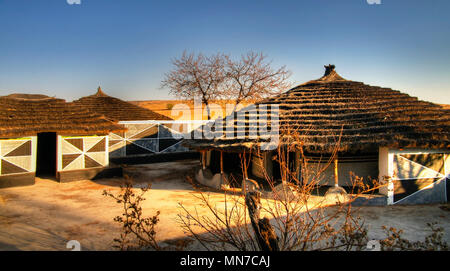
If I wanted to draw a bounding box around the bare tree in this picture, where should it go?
[161,51,226,120]
[162,51,292,118]
[224,52,292,112]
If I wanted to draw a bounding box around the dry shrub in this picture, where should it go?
[103,177,160,251]
[379,222,448,251]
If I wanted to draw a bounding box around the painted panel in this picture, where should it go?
[389,150,449,204]
[109,132,124,140]
[393,154,445,180]
[393,178,438,202]
[4,141,32,157]
[158,124,183,139]
[125,124,157,139]
[159,139,182,152]
[0,138,35,176]
[129,126,158,140]
[62,154,84,171]
[86,152,107,167]
[131,139,158,152]
[165,123,190,135]
[160,141,189,153]
[62,139,83,154]
[3,156,32,172]
[108,121,195,158]
[109,141,126,158]
[59,136,108,171]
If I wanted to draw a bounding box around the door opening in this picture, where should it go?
[36,132,57,178]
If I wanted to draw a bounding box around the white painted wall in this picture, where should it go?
[30,136,37,173]
[251,152,272,179]
[378,147,393,199]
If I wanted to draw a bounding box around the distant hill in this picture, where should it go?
[129,100,182,119]
[440,104,450,110]
[130,100,254,120]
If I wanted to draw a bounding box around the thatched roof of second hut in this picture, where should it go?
[73,87,172,121]
[0,94,125,138]
[186,65,450,153]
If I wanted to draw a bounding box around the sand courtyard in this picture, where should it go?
[0,160,449,251]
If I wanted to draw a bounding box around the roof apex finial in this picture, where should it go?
[96,86,107,97]
[324,64,336,76]
[311,64,345,82]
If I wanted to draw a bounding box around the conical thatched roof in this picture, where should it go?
[73,87,172,121]
[187,65,450,153]
[0,94,125,138]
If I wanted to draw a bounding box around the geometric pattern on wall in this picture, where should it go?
[109,123,188,158]
[0,139,33,175]
[392,152,448,203]
[393,154,446,180]
[60,136,108,171]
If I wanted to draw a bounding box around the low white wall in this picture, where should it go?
[251,152,272,179]
[304,159,378,187]
[195,168,229,189]
[378,147,393,197]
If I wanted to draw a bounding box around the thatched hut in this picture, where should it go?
[0,94,125,188]
[186,65,450,205]
[73,87,171,122]
[73,87,188,158]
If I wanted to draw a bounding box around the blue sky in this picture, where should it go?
[0,0,449,103]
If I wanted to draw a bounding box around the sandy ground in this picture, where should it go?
[0,159,449,251]
[0,160,234,251]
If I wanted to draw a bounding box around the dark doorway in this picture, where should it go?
[36,132,57,177]
[447,177,450,203]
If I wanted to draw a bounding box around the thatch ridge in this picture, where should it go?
[72,87,173,121]
[186,66,450,153]
[0,94,125,138]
